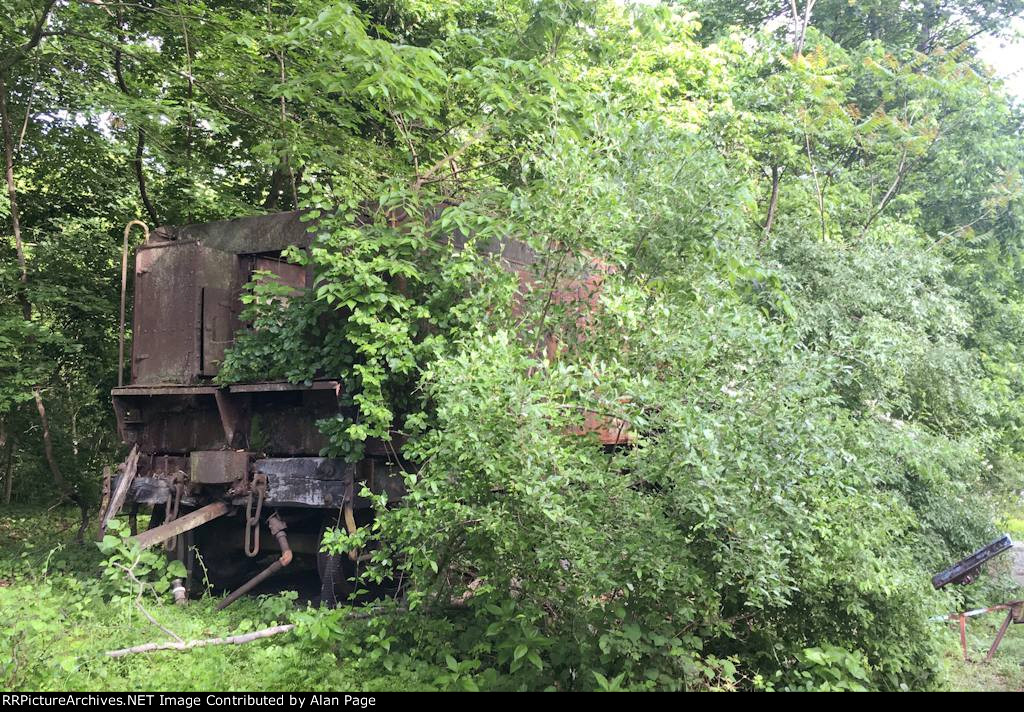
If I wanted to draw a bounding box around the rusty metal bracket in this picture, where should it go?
[244,473,267,557]
[213,390,251,449]
[164,471,187,552]
[986,610,1014,663]
[938,599,1024,662]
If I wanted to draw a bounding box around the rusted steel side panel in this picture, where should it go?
[111,387,344,456]
[132,242,237,385]
[132,244,196,384]
[201,287,237,376]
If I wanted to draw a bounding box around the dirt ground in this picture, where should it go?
[1012,543,1024,587]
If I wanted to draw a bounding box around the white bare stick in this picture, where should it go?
[106,624,296,658]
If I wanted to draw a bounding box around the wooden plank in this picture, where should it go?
[111,385,218,397]
[100,445,139,536]
[133,502,230,550]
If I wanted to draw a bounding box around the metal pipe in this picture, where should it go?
[133,501,229,550]
[985,610,1014,662]
[119,220,149,388]
[217,513,292,611]
[171,578,187,606]
[959,614,968,661]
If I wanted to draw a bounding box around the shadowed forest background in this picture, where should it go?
[2,0,1024,692]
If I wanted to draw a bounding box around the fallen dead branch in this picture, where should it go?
[104,600,466,658]
[106,623,295,658]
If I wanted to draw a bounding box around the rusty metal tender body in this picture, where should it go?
[108,211,400,601]
[106,209,626,604]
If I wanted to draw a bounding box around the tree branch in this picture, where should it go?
[113,12,159,225]
[859,145,909,239]
[762,165,781,241]
[804,131,826,240]
[106,624,295,658]
[113,561,183,644]
[0,0,58,74]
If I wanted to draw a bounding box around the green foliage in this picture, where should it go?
[96,519,188,603]
[2,0,1024,693]
[0,507,450,691]
[756,644,873,692]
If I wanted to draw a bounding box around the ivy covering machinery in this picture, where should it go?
[99,210,626,606]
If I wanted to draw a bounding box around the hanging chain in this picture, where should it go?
[244,473,267,557]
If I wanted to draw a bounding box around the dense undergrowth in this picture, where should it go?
[1,507,1020,691]
[0,507,433,691]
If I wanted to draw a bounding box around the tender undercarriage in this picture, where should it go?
[103,379,405,606]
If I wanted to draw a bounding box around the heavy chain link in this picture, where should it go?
[244,473,267,557]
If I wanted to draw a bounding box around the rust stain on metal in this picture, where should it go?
[191,450,249,485]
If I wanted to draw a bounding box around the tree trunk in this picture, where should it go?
[114,13,159,225]
[3,438,13,505]
[0,75,31,323]
[262,165,289,210]
[789,0,817,56]
[2,73,89,541]
[0,419,11,505]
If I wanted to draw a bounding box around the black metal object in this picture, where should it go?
[931,534,1013,589]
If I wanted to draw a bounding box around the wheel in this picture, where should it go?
[317,525,356,606]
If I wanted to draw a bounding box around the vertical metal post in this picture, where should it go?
[985,610,1014,663]
[119,220,149,387]
[959,613,968,661]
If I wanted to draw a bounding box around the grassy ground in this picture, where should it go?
[944,613,1024,692]
[3,504,1023,691]
[0,505,436,691]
